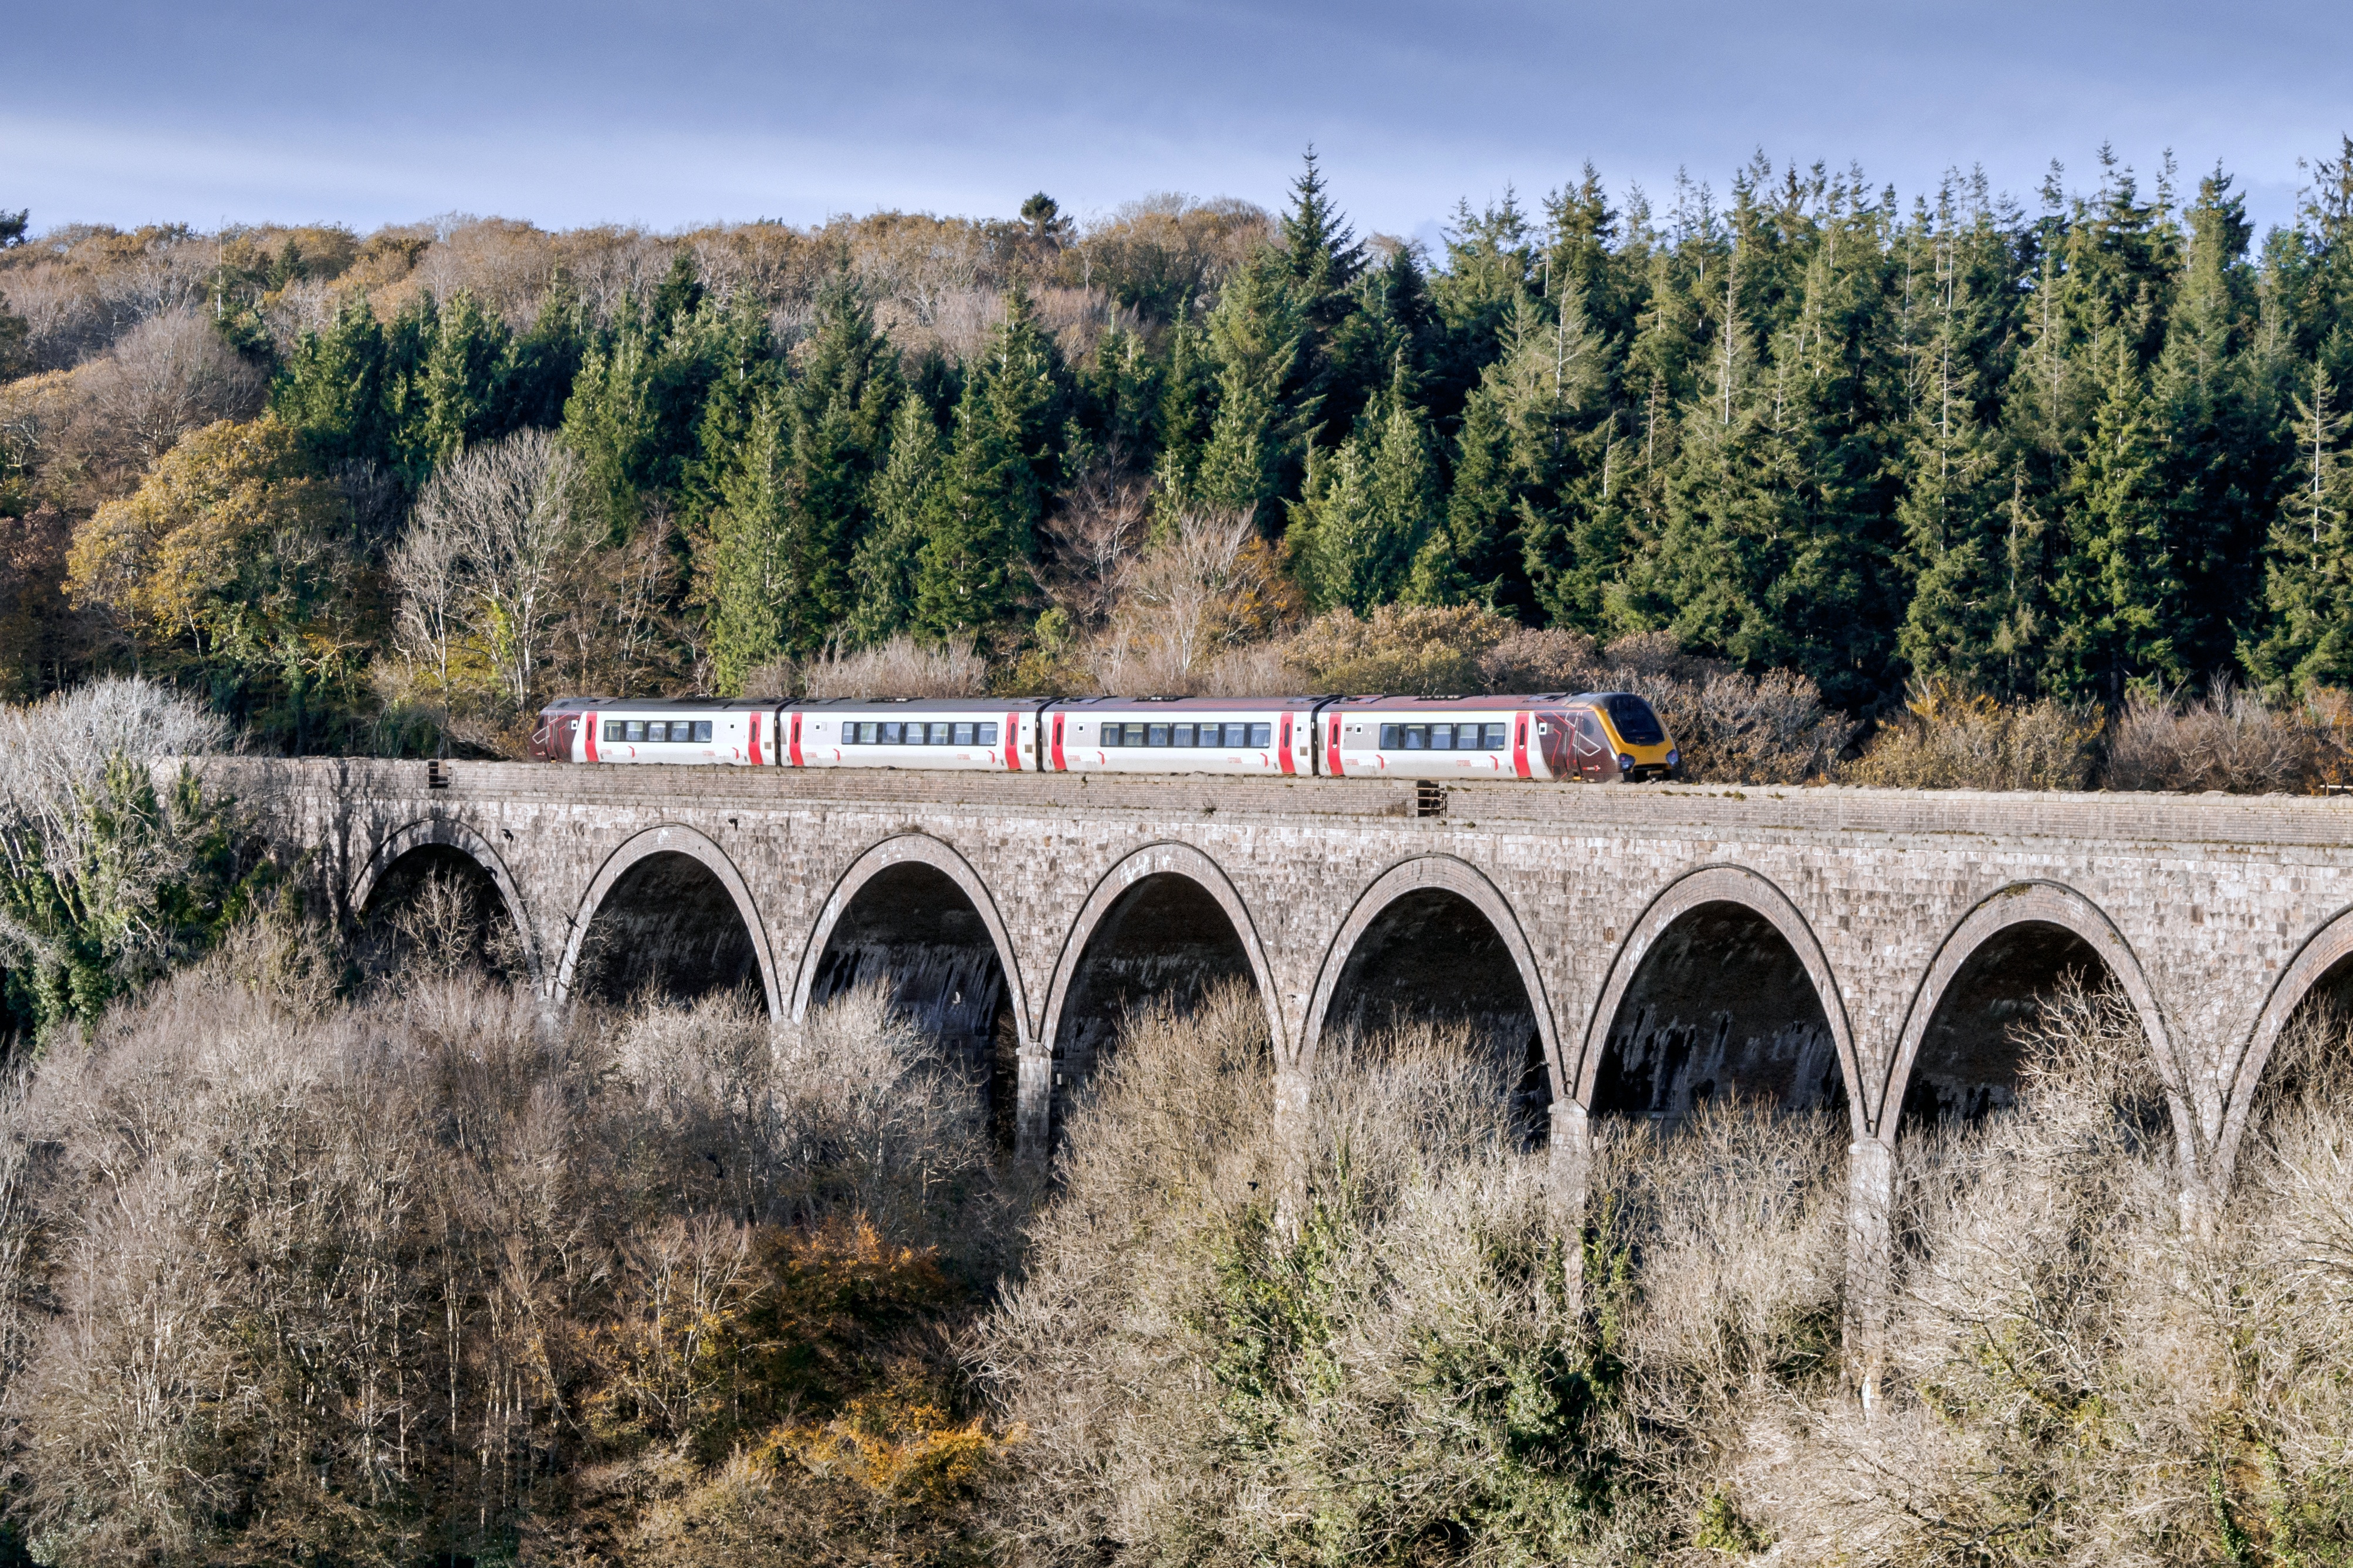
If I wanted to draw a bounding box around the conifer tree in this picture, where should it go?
[2054,326,2186,696]
[272,293,389,467]
[2250,361,2353,688]
[915,285,1061,638]
[1299,365,1439,610]
[705,391,793,692]
[1186,260,1305,519]
[851,398,945,643]
[410,290,512,475]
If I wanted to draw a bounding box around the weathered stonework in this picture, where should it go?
[217,758,2353,1202]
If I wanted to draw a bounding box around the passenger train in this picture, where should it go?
[530,690,1680,783]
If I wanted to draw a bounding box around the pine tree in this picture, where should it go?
[1299,365,1439,611]
[706,390,793,692]
[410,290,512,474]
[2250,361,2353,688]
[915,285,1061,638]
[851,398,945,643]
[1187,260,1305,519]
[780,279,902,649]
[272,292,388,467]
[2054,325,2186,696]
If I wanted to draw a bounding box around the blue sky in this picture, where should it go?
[9,0,2351,245]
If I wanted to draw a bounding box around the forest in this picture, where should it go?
[6,144,2353,766]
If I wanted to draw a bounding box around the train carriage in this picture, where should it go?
[1044,696,1321,775]
[789,699,1047,771]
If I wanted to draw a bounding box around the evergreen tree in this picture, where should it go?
[1299,365,1441,611]
[2053,325,2187,696]
[2249,361,2353,688]
[560,254,735,537]
[1186,260,1306,519]
[851,398,945,643]
[706,391,793,692]
[408,290,512,475]
[915,285,1062,638]
[272,293,388,468]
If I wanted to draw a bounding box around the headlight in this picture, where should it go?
[1618,753,1635,773]
[1666,748,1680,767]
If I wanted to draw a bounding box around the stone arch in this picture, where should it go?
[1579,864,1861,1136]
[1300,856,1558,1130]
[1037,843,1281,1138]
[2216,901,2353,1187]
[794,832,1031,1040]
[351,817,540,981]
[796,834,1030,1144]
[1882,882,2180,1150]
[556,825,779,1013]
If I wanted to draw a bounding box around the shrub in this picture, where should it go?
[1843,678,2104,790]
[2105,680,2321,793]
[0,676,258,1046]
[1745,980,2353,1566]
[980,987,1851,1564]
[0,959,1010,1566]
[773,632,989,700]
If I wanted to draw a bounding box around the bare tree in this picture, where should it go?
[388,497,464,737]
[82,309,264,467]
[405,430,586,714]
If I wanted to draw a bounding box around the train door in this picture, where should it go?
[1534,710,1574,780]
[1050,712,1067,771]
[1568,709,1612,781]
[1277,714,1295,774]
[549,712,581,761]
[1326,714,1344,777]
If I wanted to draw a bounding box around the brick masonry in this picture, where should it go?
[211,757,2353,1193]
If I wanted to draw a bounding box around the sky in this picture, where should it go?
[9,0,2352,249]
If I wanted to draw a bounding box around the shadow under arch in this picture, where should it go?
[796,834,1030,1143]
[1039,842,1281,1139]
[556,825,779,1013]
[2216,900,2353,1187]
[351,818,540,981]
[1883,882,2183,1152]
[1578,864,1861,1137]
[1300,855,1558,1136]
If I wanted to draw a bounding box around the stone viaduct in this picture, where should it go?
[219,757,2353,1241]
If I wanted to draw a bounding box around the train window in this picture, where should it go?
[1098,724,1121,747]
[1400,725,1426,750]
[1248,723,1272,747]
[1147,723,1169,747]
[928,722,949,744]
[1379,724,1399,748]
[1124,724,1147,746]
[695,721,714,742]
[977,722,999,746]
[951,722,972,745]
[1483,723,1508,750]
[602,721,622,741]
[881,722,904,744]
[626,720,646,742]
[1604,694,1667,745]
[1430,724,1455,750]
[1172,723,1195,747]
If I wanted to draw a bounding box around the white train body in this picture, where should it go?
[529,690,1681,784]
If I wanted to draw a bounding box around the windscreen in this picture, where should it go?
[1604,694,1666,745]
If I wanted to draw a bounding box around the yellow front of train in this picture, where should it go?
[1588,692,1680,781]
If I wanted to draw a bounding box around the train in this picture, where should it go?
[529,690,1681,783]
